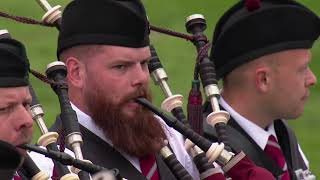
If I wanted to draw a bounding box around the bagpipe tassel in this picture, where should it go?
[245,0,261,12]
[187,80,203,135]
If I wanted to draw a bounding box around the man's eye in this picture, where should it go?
[299,65,308,73]
[0,106,9,113]
[141,60,148,66]
[114,65,126,70]
[141,60,149,69]
[23,102,31,110]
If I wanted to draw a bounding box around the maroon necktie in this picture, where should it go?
[13,173,22,180]
[139,154,159,180]
[264,135,290,180]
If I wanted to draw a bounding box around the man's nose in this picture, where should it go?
[306,68,317,87]
[15,105,33,131]
[131,64,149,86]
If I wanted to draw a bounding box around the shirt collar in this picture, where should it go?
[219,97,276,150]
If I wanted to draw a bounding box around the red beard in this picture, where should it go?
[84,86,166,157]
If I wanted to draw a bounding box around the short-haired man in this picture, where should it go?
[204,0,320,179]
[0,30,33,179]
[50,0,200,179]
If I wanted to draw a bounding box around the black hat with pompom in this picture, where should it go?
[57,0,150,57]
[0,30,29,87]
[211,0,320,79]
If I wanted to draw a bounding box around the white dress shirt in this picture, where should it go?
[219,97,309,168]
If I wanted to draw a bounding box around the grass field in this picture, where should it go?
[0,0,319,176]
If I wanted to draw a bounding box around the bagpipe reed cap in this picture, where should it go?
[186,14,205,23]
[185,14,207,33]
[46,61,66,70]
[0,29,9,37]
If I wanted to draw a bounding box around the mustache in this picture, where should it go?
[120,87,149,104]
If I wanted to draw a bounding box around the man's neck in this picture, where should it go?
[69,92,91,117]
[221,91,273,129]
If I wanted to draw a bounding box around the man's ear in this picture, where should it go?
[65,57,85,88]
[255,67,271,93]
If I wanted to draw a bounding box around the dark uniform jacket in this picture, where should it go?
[50,117,179,180]
[203,102,311,180]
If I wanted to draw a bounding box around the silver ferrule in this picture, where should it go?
[151,69,173,97]
[159,81,173,97]
[204,84,220,98]
[151,68,168,84]
[194,145,204,155]
[190,146,204,158]
[209,97,220,112]
[216,149,234,166]
[35,0,52,12]
[204,84,221,112]
[72,142,84,160]
[66,133,83,147]
[160,146,173,158]
[30,104,48,134]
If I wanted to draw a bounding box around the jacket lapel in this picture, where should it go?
[203,104,283,177]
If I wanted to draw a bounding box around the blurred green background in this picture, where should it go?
[0,0,319,176]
